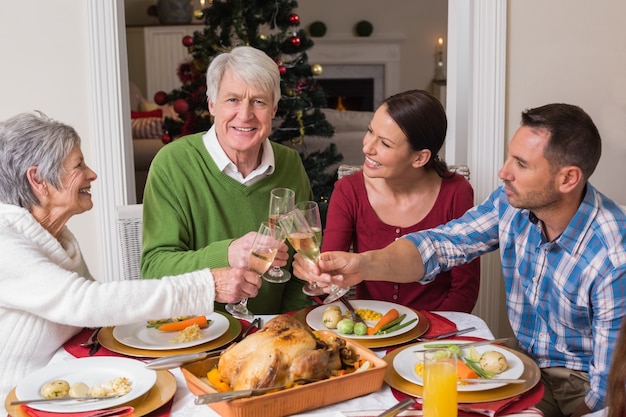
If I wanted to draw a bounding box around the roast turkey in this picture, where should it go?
[217,315,354,390]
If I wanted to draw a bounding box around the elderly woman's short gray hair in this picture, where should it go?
[0,111,80,209]
[206,45,281,108]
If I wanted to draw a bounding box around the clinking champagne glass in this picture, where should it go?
[278,208,349,303]
[295,201,325,296]
[263,188,295,284]
[226,222,285,320]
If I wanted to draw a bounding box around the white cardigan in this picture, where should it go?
[0,203,217,404]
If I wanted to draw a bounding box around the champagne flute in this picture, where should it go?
[278,209,349,303]
[226,222,284,320]
[295,201,325,296]
[263,188,295,283]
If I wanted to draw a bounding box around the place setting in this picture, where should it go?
[94,311,242,358]
[4,356,176,417]
[382,338,543,414]
[303,299,430,349]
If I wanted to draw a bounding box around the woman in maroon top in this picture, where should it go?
[321,89,480,312]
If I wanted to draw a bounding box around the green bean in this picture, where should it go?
[376,317,417,335]
[377,314,407,333]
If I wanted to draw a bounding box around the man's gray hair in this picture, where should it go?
[206,46,281,107]
[0,111,80,208]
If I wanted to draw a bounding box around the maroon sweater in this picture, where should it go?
[322,171,480,312]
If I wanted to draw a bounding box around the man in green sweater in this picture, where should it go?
[141,46,314,314]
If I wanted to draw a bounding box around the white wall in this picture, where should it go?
[507,0,626,205]
[124,0,448,93]
[0,1,103,277]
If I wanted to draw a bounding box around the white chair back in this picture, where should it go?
[338,164,471,180]
[116,204,143,280]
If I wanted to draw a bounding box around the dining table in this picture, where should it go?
[8,310,542,417]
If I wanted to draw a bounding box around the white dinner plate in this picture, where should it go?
[112,313,229,350]
[15,357,156,412]
[393,340,524,391]
[306,300,418,339]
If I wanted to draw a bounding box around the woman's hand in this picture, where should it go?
[292,251,364,290]
[212,267,262,304]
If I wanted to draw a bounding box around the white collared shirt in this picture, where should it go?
[203,125,275,186]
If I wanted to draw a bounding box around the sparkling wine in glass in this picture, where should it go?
[226,222,284,320]
[295,201,325,296]
[278,208,349,303]
[263,188,295,284]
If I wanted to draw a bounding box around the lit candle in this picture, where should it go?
[200,0,205,7]
[437,37,444,53]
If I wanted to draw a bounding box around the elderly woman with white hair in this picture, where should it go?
[0,111,262,402]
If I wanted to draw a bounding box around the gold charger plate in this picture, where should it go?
[293,307,430,349]
[383,343,541,403]
[99,312,241,358]
[5,369,176,417]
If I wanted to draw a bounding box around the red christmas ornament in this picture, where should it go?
[290,36,301,47]
[278,65,287,75]
[154,91,168,105]
[161,133,172,144]
[173,98,190,114]
[182,35,194,47]
[288,13,300,26]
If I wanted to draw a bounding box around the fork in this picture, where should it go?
[338,296,365,324]
[414,326,476,342]
[80,328,101,347]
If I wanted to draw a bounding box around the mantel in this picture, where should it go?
[307,35,406,105]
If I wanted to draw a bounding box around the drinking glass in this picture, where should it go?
[296,201,325,296]
[263,188,295,283]
[278,208,349,303]
[422,349,458,417]
[226,222,284,320]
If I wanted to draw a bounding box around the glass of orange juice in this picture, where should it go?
[422,349,458,417]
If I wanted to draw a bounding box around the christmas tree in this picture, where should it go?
[153,0,342,207]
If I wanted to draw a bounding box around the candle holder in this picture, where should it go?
[434,37,446,82]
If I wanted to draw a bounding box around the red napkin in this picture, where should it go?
[63,328,122,358]
[419,310,458,338]
[390,374,544,417]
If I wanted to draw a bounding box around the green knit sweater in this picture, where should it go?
[141,132,314,314]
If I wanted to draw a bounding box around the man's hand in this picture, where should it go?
[228,232,289,269]
[212,267,262,304]
[227,232,257,268]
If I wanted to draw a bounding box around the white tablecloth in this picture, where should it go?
[44,311,494,417]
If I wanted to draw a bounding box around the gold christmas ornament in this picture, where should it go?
[194,10,204,19]
[311,64,323,76]
[259,33,267,40]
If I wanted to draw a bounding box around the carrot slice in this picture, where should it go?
[207,367,231,392]
[156,316,208,332]
[367,308,400,335]
[457,359,478,379]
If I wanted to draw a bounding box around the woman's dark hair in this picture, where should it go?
[521,103,601,180]
[382,89,450,178]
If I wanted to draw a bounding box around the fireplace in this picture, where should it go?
[307,35,404,111]
[315,64,384,111]
[317,77,374,111]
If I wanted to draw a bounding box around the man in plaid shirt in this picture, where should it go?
[294,103,626,417]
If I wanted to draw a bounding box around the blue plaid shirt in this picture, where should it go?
[405,184,626,411]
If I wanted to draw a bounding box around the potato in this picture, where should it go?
[40,380,70,399]
[479,350,509,374]
[322,306,343,329]
[69,382,91,398]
